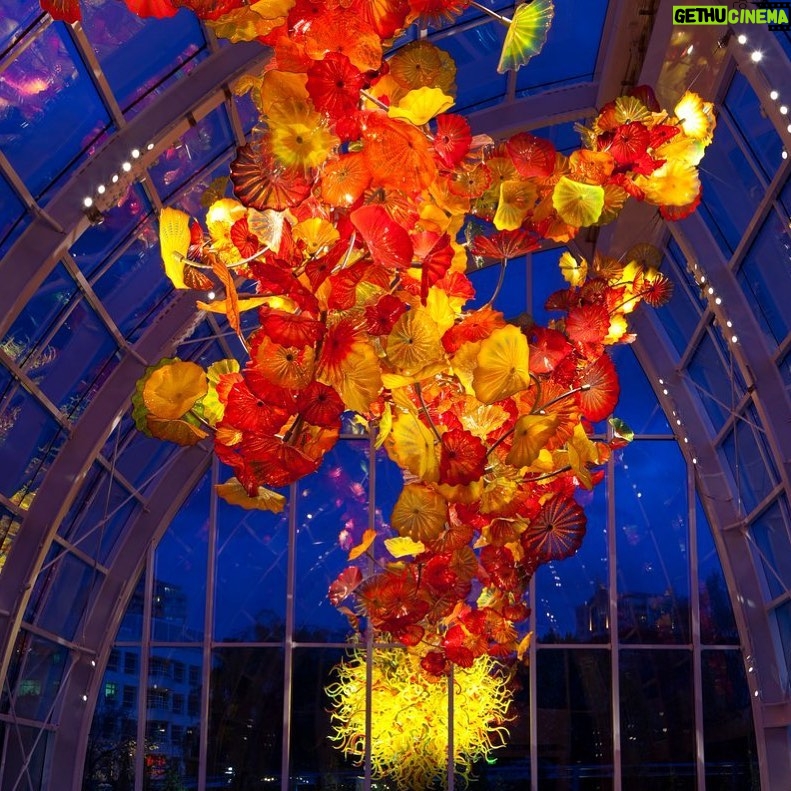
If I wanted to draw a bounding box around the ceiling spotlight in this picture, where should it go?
[131,148,141,159]
[147,142,155,150]
[731,335,738,343]
[750,50,763,63]
[784,151,789,160]
[770,90,779,101]
[97,184,106,194]
[737,34,747,44]
[122,161,132,172]
[83,196,93,208]
[207,290,216,300]
[111,173,119,183]
[780,105,788,115]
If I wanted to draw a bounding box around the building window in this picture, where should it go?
[188,665,199,687]
[18,679,41,696]
[172,661,185,683]
[124,652,138,675]
[172,693,184,714]
[107,648,119,672]
[147,689,170,710]
[123,685,136,709]
[149,657,170,677]
[104,681,118,701]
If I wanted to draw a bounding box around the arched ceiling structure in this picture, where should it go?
[0,0,790,788]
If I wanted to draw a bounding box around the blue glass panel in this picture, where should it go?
[696,497,739,644]
[537,649,613,787]
[433,29,507,113]
[0,23,112,199]
[83,651,139,789]
[234,90,260,136]
[148,106,234,200]
[536,479,608,643]
[117,575,145,642]
[114,427,183,494]
[530,120,583,154]
[720,405,778,517]
[654,245,703,357]
[170,154,233,221]
[0,171,27,257]
[0,723,48,791]
[145,647,202,785]
[208,648,284,784]
[33,297,120,419]
[697,117,764,257]
[615,441,690,644]
[724,70,784,180]
[80,0,205,115]
[620,650,695,787]
[780,346,791,392]
[58,462,141,564]
[295,438,373,642]
[686,324,741,432]
[0,2,42,53]
[531,247,568,326]
[1,630,70,721]
[92,215,175,340]
[781,172,791,216]
[609,344,671,435]
[2,261,77,367]
[701,649,760,787]
[774,599,791,683]
[152,468,211,641]
[750,496,791,600]
[214,476,288,642]
[71,185,151,280]
[737,206,791,348]
[24,549,102,640]
[0,384,67,499]
[516,0,607,93]
[467,258,527,318]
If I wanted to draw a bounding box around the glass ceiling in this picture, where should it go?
[0,1,790,789]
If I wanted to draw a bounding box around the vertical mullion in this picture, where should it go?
[135,544,155,791]
[197,459,218,791]
[689,464,706,789]
[280,481,298,789]
[607,452,621,791]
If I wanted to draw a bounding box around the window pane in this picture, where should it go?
[724,70,784,180]
[720,405,778,517]
[737,206,791,348]
[151,469,211,641]
[697,497,739,644]
[701,649,759,788]
[697,118,764,258]
[750,496,791,601]
[537,649,613,788]
[214,482,288,642]
[653,246,703,357]
[616,442,690,644]
[620,649,695,789]
[609,344,671,434]
[537,480,608,643]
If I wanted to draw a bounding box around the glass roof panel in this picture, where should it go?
[698,115,766,258]
[531,120,586,153]
[92,218,175,340]
[0,384,67,500]
[0,172,27,257]
[737,204,791,348]
[432,28,507,112]
[58,462,142,564]
[724,70,784,181]
[148,105,234,200]
[70,185,152,281]
[32,296,120,419]
[654,243,703,357]
[609,344,671,435]
[0,21,113,199]
[516,0,607,94]
[79,1,206,116]
[697,497,739,644]
[2,262,77,368]
[751,495,791,601]
[0,3,43,53]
